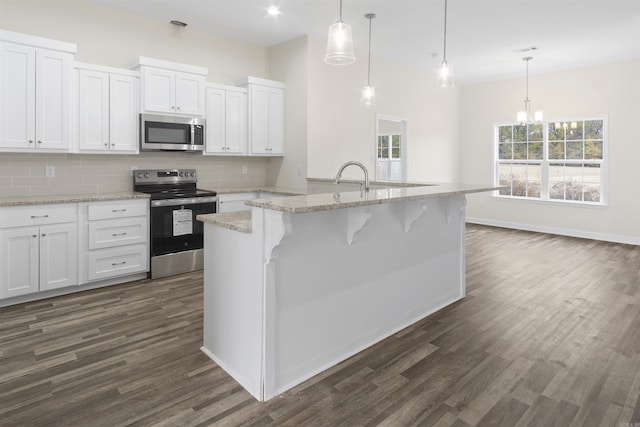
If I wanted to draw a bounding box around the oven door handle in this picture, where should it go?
[151,196,218,207]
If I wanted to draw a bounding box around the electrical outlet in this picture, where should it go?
[242,165,248,174]
[45,166,55,178]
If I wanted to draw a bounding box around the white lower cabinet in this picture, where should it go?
[79,199,149,284]
[0,204,77,299]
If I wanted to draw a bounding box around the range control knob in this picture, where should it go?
[144,172,150,178]
[179,171,185,177]
[190,172,196,177]
[136,172,143,179]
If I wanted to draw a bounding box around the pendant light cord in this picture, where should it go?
[442,0,448,62]
[339,0,343,22]
[367,15,373,85]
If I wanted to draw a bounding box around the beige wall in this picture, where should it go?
[461,59,640,242]
[266,37,309,189]
[306,36,461,183]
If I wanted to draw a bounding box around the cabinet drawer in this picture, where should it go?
[87,244,148,281]
[88,217,148,250]
[87,200,147,220]
[0,204,77,228]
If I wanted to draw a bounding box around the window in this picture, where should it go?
[376,115,407,182]
[495,118,605,204]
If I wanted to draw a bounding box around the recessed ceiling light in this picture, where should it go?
[267,6,281,16]
[170,20,187,27]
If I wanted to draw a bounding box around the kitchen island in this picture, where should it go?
[197,182,497,401]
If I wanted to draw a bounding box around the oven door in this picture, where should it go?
[149,196,217,257]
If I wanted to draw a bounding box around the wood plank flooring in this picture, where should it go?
[2,224,640,426]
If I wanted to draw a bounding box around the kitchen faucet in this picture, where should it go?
[334,161,370,191]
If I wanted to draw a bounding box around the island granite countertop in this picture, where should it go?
[198,182,499,232]
[0,191,150,207]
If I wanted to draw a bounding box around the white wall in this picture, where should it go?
[461,59,640,243]
[306,36,461,183]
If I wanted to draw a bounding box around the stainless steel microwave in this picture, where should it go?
[140,114,205,152]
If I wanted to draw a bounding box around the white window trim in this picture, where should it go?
[492,115,608,206]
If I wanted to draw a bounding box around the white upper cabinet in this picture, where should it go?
[76,63,139,153]
[0,31,76,152]
[205,84,247,155]
[135,57,207,117]
[236,77,285,156]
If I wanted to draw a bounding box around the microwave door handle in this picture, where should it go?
[191,124,195,144]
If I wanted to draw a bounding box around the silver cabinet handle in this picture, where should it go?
[41,233,46,237]
[112,261,126,266]
[32,234,37,238]
[30,215,49,219]
[29,140,34,144]
[112,209,127,212]
[37,140,42,144]
[112,232,127,237]
[177,106,181,111]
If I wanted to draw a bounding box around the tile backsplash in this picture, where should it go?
[0,152,271,197]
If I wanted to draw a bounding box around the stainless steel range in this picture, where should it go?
[133,169,217,279]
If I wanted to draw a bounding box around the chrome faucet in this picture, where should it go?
[335,161,370,191]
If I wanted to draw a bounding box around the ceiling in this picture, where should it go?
[87,0,640,84]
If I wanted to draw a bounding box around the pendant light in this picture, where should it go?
[437,0,454,88]
[325,0,356,65]
[361,13,376,107]
[516,56,543,124]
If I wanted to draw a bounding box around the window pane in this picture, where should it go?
[528,123,543,141]
[391,147,400,159]
[514,125,527,142]
[566,121,583,140]
[565,164,584,201]
[549,124,564,141]
[583,164,601,202]
[380,147,389,158]
[528,142,543,160]
[549,163,565,200]
[526,164,541,198]
[499,143,513,160]
[391,135,400,146]
[514,143,527,159]
[498,163,512,196]
[585,140,603,160]
[511,163,527,197]
[499,126,512,142]
[549,141,565,159]
[585,120,603,140]
[567,141,584,160]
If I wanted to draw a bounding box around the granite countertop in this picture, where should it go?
[246,183,499,214]
[211,186,307,196]
[198,210,252,233]
[0,191,150,207]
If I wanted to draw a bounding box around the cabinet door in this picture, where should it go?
[39,223,77,291]
[225,90,247,154]
[142,67,175,114]
[0,227,39,299]
[36,49,72,150]
[0,42,36,149]
[78,69,109,151]
[205,87,225,153]
[267,87,284,154]
[109,74,138,152]
[175,72,205,115]
[249,85,269,154]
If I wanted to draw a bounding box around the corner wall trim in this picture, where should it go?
[466,217,640,246]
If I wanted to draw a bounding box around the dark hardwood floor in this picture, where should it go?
[2,224,640,426]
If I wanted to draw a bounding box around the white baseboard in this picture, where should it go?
[466,217,640,246]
